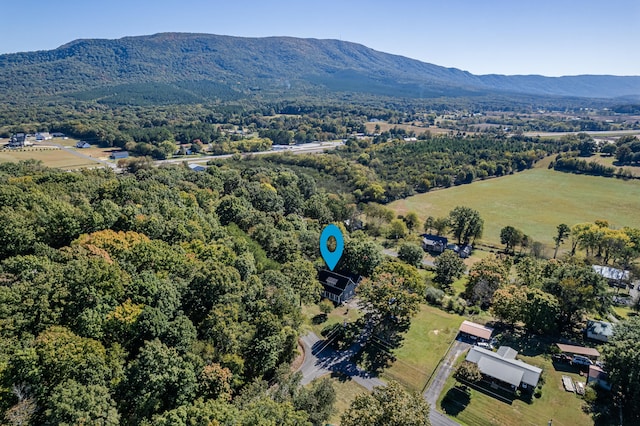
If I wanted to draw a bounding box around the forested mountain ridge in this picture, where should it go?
[1,32,638,102]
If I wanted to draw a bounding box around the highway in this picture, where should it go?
[156,140,344,166]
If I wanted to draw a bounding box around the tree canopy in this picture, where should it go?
[341,382,430,426]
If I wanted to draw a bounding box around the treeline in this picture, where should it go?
[0,159,372,425]
[552,155,617,177]
[340,134,555,197]
[257,134,557,203]
[615,135,640,165]
[550,135,640,179]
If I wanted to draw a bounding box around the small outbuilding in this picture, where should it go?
[110,151,129,160]
[592,265,629,288]
[587,365,611,390]
[458,320,494,342]
[188,164,206,172]
[76,141,91,149]
[556,343,600,359]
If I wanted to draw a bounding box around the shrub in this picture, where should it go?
[583,386,597,404]
[467,305,481,315]
[425,287,445,306]
[318,299,334,314]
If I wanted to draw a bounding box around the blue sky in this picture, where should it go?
[2,0,638,76]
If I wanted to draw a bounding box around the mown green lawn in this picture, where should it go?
[438,351,594,426]
[381,304,464,391]
[317,375,368,426]
[301,303,362,337]
[389,166,640,249]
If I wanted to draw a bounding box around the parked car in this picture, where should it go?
[572,355,593,366]
[476,341,492,349]
[552,354,572,364]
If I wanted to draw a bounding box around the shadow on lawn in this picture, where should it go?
[441,385,471,416]
[494,329,551,357]
[353,322,410,374]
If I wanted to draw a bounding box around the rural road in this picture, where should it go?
[298,330,385,391]
[298,326,467,426]
[156,140,344,166]
[424,339,471,426]
[524,129,640,138]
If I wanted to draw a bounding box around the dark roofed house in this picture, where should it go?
[422,234,447,253]
[76,141,91,149]
[110,151,129,160]
[466,346,542,393]
[459,244,473,259]
[318,270,362,304]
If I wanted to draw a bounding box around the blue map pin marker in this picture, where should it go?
[320,224,344,271]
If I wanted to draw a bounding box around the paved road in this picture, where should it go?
[298,331,385,391]
[299,327,467,426]
[524,129,640,138]
[424,339,470,426]
[157,140,344,166]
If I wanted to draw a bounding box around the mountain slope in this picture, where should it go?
[0,33,638,102]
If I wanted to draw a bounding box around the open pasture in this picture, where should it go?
[0,146,98,169]
[389,166,640,249]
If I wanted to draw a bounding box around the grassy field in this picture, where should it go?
[364,121,450,135]
[315,375,368,425]
[301,303,362,337]
[438,352,593,426]
[381,305,464,391]
[589,153,640,177]
[389,165,640,248]
[0,137,118,168]
[0,146,99,169]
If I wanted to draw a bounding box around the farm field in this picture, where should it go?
[0,147,98,169]
[364,121,450,135]
[438,353,593,426]
[389,164,640,249]
[0,137,119,168]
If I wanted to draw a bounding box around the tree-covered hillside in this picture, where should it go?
[1,33,638,103]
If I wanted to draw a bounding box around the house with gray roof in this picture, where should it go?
[592,265,629,288]
[586,320,614,343]
[466,346,542,392]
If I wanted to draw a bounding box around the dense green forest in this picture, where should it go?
[0,160,371,425]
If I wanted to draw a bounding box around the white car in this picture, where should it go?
[476,341,492,349]
[572,355,593,366]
